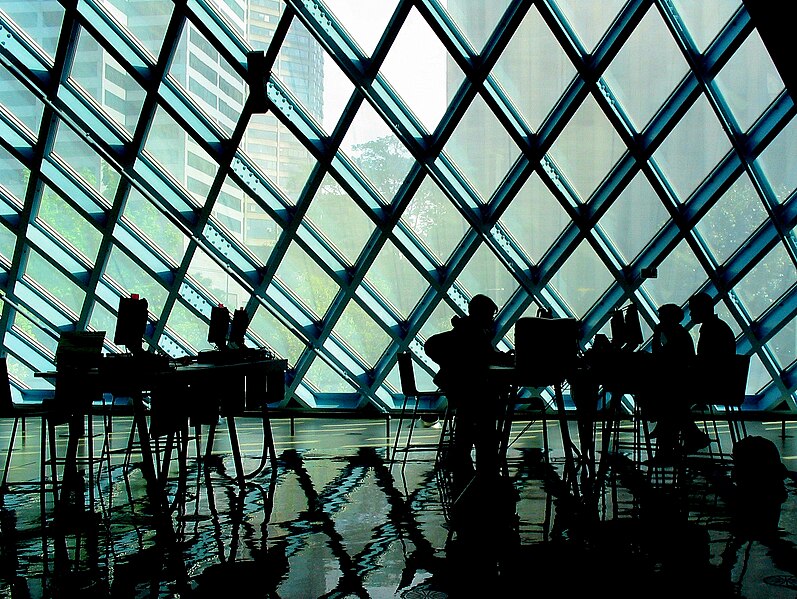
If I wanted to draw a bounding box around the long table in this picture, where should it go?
[37,353,288,512]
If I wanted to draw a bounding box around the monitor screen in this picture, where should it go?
[56,331,106,369]
[208,304,230,347]
[229,308,249,347]
[114,295,148,349]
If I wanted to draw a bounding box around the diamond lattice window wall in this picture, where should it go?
[0,0,795,413]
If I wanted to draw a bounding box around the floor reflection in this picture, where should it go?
[0,418,796,598]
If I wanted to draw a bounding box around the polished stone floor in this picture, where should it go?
[0,414,796,598]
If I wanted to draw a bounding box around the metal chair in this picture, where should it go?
[390,352,452,471]
[0,357,58,504]
[694,353,751,461]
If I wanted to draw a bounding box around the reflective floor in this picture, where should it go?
[1,415,796,598]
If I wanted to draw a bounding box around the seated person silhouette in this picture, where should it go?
[647,303,708,461]
[424,295,511,490]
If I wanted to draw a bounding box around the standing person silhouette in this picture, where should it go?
[647,303,705,461]
[689,292,735,358]
[424,295,511,492]
[686,292,736,450]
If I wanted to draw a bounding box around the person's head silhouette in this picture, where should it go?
[468,294,498,327]
[658,303,684,326]
[688,292,714,324]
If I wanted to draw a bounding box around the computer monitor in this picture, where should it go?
[208,304,230,348]
[229,308,249,348]
[514,316,579,387]
[56,331,106,370]
[114,294,148,352]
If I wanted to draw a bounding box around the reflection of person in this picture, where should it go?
[424,295,510,489]
[648,304,709,461]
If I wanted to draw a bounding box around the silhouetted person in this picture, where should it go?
[686,292,736,449]
[648,303,707,461]
[424,295,510,491]
[689,292,735,359]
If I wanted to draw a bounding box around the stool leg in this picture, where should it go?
[2,417,20,490]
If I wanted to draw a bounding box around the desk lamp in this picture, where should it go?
[114,294,148,355]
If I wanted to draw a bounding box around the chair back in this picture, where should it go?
[724,353,750,407]
[397,352,418,397]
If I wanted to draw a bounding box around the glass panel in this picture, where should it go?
[642,239,706,308]
[547,95,625,201]
[212,177,245,240]
[548,240,613,317]
[143,106,191,188]
[95,0,174,60]
[733,243,794,319]
[671,0,740,52]
[244,112,315,204]
[499,173,571,263]
[104,245,168,317]
[89,302,117,340]
[51,120,121,201]
[491,5,576,132]
[419,300,459,343]
[696,174,766,264]
[334,300,391,366]
[37,185,102,261]
[379,7,452,134]
[318,48,354,135]
[342,109,412,202]
[769,319,796,369]
[169,24,245,138]
[188,250,249,310]
[240,199,281,264]
[0,224,16,263]
[0,144,30,203]
[304,174,374,265]
[165,300,207,351]
[24,250,85,315]
[714,30,784,133]
[246,0,285,50]
[444,94,521,201]
[122,188,188,263]
[401,176,468,264]
[249,305,306,364]
[70,27,146,137]
[599,173,670,262]
[365,239,427,317]
[304,356,356,393]
[274,242,337,318]
[1,0,64,59]
[553,0,625,52]
[275,18,327,128]
[456,243,517,310]
[602,7,689,131]
[653,95,730,201]
[0,63,45,136]
[756,114,797,203]
[445,0,510,53]
[324,0,397,57]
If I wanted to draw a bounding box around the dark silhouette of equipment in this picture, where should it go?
[114,294,148,354]
[208,305,230,350]
[229,308,249,349]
